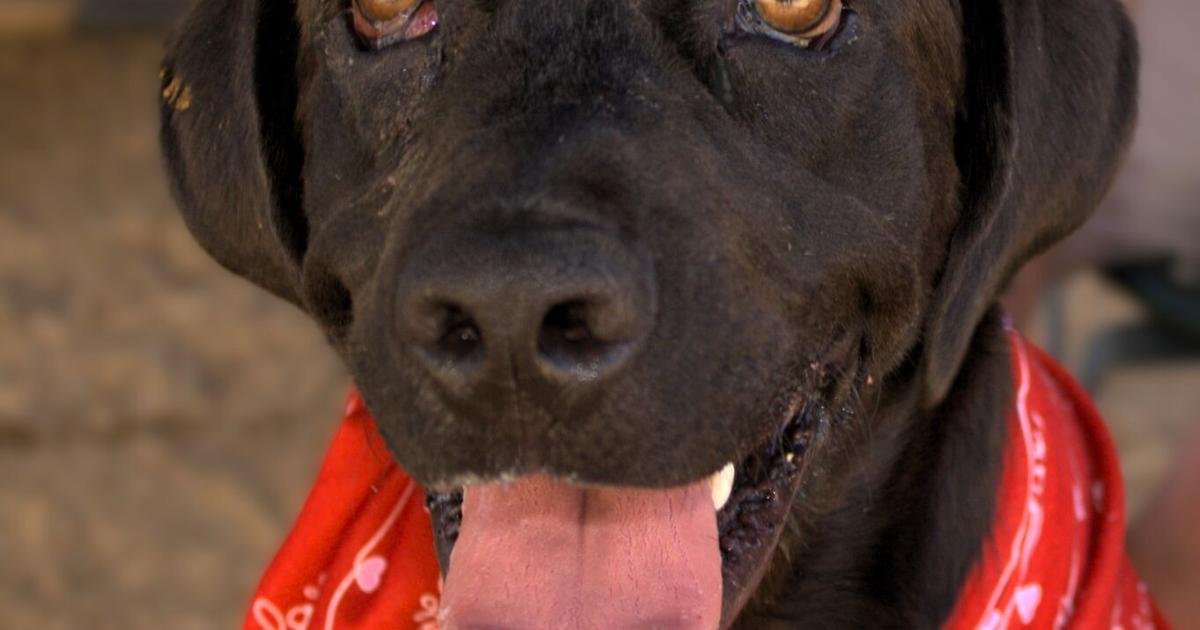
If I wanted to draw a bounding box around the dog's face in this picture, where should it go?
[162,0,1135,625]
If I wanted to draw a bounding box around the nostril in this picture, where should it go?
[404,300,485,370]
[544,301,591,340]
[537,300,632,382]
[436,306,483,362]
[436,307,482,355]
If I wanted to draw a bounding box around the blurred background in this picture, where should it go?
[0,0,1196,628]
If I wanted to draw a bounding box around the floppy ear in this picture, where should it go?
[921,0,1138,407]
[159,0,307,307]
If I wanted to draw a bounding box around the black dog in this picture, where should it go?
[160,0,1137,626]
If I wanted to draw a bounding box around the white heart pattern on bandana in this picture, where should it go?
[1015,583,1043,623]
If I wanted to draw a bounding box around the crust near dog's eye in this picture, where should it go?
[754,0,840,38]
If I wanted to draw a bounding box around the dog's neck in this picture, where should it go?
[735,310,1011,628]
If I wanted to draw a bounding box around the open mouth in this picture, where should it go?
[424,398,828,628]
[418,320,861,628]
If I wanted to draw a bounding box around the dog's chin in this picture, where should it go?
[425,398,825,629]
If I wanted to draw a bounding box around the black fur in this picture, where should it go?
[160,0,1137,625]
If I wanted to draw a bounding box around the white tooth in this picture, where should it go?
[786,453,795,463]
[709,463,736,511]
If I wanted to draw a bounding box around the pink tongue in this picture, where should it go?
[439,474,723,630]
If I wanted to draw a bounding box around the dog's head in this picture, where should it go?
[162,0,1135,625]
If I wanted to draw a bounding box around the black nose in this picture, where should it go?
[394,229,656,406]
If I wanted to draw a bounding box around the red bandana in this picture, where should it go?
[245,332,1168,629]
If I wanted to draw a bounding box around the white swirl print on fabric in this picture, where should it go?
[253,573,325,630]
[250,480,439,630]
[1129,582,1156,630]
[323,479,417,630]
[414,591,441,630]
[976,341,1047,630]
[1053,479,1087,629]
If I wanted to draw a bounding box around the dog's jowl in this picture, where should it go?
[161,0,1158,627]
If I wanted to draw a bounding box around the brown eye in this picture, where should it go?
[352,0,438,48]
[358,0,418,22]
[753,0,841,38]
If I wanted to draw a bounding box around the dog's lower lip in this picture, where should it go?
[716,401,815,567]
